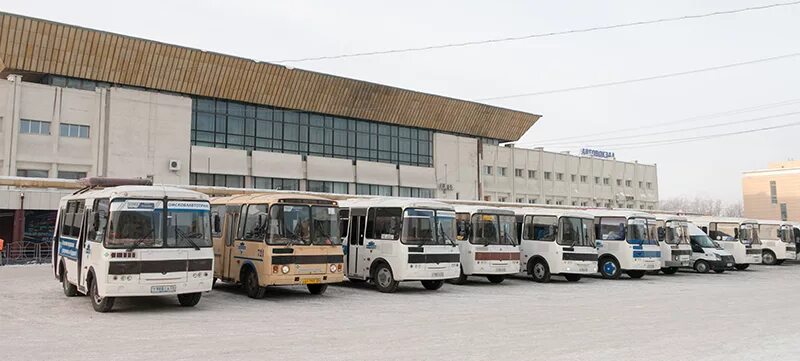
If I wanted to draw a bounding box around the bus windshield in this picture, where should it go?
[402,208,437,245]
[166,201,212,248]
[106,199,212,249]
[664,221,690,245]
[269,205,340,245]
[436,211,457,245]
[627,218,656,245]
[470,213,517,245]
[740,224,760,245]
[559,217,594,247]
[691,234,717,248]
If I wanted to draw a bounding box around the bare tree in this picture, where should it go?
[659,196,742,217]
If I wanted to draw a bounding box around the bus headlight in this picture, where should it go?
[329,264,337,273]
[281,265,290,274]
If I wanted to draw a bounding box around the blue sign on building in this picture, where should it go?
[580,148,615,159]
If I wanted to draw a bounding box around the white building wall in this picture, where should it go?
[480,143,659,209]
[433,133,478,200]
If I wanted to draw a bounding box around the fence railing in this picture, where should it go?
[1,241,52,265]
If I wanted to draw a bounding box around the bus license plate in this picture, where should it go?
[578,267,588,273]
[431,272,444,278]
[151,285,176,294]
[495,267,507,273]
[302,278,321,284]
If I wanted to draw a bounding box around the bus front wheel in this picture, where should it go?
[373,263,399,293]
[694,260,710,274]
[243,269,267,299]
[762,250,777,265]
[421,280,444,290]
[307,284,328,295]
[734,264,750,271]
[529,259,551,283]
[89,278,115,313]
[449,266,469,285]
[178,292,202,307]
[599,258,621,280]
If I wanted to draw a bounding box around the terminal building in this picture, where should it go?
[743,160,800,222]
[0,13,658,252]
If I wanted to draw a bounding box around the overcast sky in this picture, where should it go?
[2,0,798,202]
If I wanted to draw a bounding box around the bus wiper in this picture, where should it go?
[437,223,456,246]
[126,229,155,252]
[175,228,201,251]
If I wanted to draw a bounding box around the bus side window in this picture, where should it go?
[210,205,223,237]
[338,209,349,239]
[455,213,470,240]
[657,227,665,242]
[532,216,557,241]
[59,206,70,238]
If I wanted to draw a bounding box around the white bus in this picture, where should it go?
[688,216,762,270]
[449,205,519,284]
[653,215,692,274]
[514,208,598,283]
[53,179,214,312]
[338,198,460,293]
[687,223,734,273]
[757,219,796,265]
[589,210,661,279]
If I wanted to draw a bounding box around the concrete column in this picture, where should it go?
[6,74,22,177]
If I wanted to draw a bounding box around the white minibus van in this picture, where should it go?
[757,220,796,265]
[589,210,661,279]
[53,178,214,312]
[449,205,519,284]
[686,223,734,273]
[688,216,762,270]
[653,215,692,274]
[338,198,460,292]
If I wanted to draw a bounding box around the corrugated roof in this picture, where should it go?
[0,12,540,141]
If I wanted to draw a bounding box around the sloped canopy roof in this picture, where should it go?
[0,12,540,141]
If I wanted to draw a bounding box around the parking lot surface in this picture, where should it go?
[1,264,799,360]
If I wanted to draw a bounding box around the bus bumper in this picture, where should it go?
[628,257,661,271]
[401,262,460,281]
[554,260,597,275]
[470,260,520,276]
[266,272,345,286]
[103,277,212,297]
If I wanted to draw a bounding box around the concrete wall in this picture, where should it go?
[433,133,478,200]
[481,143,659,209]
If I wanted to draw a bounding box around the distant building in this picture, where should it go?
[743,160,800,222]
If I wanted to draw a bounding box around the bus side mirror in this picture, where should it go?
[213,215,221,233]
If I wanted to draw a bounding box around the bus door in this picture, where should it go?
[81,199,109,291]
[347,208,367,278]
[223,206,240,279]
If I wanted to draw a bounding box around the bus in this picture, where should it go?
[448,205,519,284]
[53,178,214,312]
[757,219,796,265]
[210,194,344,298]
[687,216,762,270]
[686,223,734,273]
[514,208,598,283]
[338,198,460,293]
[589,209,661,279]
[653,215,692,274]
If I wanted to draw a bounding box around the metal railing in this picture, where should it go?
[1,241,52,266]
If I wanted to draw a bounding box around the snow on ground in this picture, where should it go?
[1,264,799,361]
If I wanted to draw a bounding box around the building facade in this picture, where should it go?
[743,161,800,222]
[0,12,659,252]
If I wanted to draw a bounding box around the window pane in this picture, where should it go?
[196,112,214,131]
[79,125,89,138]
[60,124,69,137]
[228,116,244,135]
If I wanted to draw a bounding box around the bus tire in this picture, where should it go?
[177,292,202,307]
[529,258,551,283]
[694,260,710,274]
[564,274,581,282]
[61,265,78,297]
[373,263,399,293]
[449,267,468,285]
[243,268,266,299]
[762,250,777,265]
[661,267,679,275]
[599,257,621,280]
[626,270,645,279]
[486,275,505,284]
[89,277,115,313]
[421,280,444,290]
[307,284,328,295]
[734,264,749,271]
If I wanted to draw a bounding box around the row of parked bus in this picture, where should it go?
[52,179,799,312]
